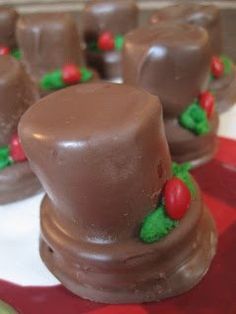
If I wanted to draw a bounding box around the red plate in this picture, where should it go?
[0,137,235,314]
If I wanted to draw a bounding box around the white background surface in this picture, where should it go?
[0,106,235,287]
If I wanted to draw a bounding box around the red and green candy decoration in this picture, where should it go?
[88,32,124,52]
[40,64,93,91]
[0,45,22,60]
[179,91,215,135]
[140,163,194,243]
[210,55,233,80]
[0,133,27,170]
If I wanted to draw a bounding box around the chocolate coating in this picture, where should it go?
[0,162,41,204]
[123,23,218,164]
[150,3,222,55]
[16,13,83,81]
[0,56,38,146]
[82,0,138,42]
[165,113,219,165]
[123,23,211,117]
[19,83,217,303]
[0,7,18,49]
[85,50,122,80]
[82,0,138,80]
[0,55,40,203]
[209,67,236,113]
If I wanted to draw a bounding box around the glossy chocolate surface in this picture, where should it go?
[85,50,122,80]
[165,113,219,164]
[0,56,38,146]
[123,23,218,165]
[123,23,211,118]
[19,83,171,241]
[209,67,236,113]
[0,55,40,203]
[16,13,83,81]
[0,7,18,49]
[82,0,138,43]
[82,0,138,79]
[150,3,222,55]
[0,162,41,204]
[19,83,217,303]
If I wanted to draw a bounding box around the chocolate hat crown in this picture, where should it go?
[82,0,138,42]
[19,82,171,241]
[0,7,18,49]
[123,23,211,118]
[0,55,38,146]
[16,13,83,80]
[150,3,222,55]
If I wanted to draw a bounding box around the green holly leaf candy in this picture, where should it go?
[11,49,22,60]
[195,119,210,135]
[179,102,210,136]
[140,205,177,243]
[221,55,233,76]
[40,70,65,90]
[0,146,12,170]
[115,35,124,51]
[172,162,195,196]
[80,67,93,82]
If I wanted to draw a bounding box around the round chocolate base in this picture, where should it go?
[85,50,122,80]
[0,161,41,204]
[40,182,217,304]
[165,113,219,166]
[210,68,236,113]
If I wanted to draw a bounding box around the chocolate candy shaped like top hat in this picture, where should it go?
[123,23,219,165]
[83,0,138,42]
[0,7,18,50]
[0,55,40,204]
[150,3,222,55]
[16,13,83,81]
[82,0,138,79]
[150,3,236,114]
[19,83,217,303]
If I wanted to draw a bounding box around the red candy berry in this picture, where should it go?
[62,64,81,85]
[0,46,10,56]
[211,56,224,79]
[9,133,27,162]
[98,32,114,51]
[199,91,215,118]
[164,177,191,220]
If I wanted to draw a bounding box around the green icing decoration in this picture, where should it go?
[221,55,233,76]
[0,146,12,170]
[0,300,18,314]
[115,35,124,51]
[179,102,210,135]
[40,70,65,91]
[11,49,22,60]
[172,162,195,196]
[80,67,93,82]
[140,205,177,243]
